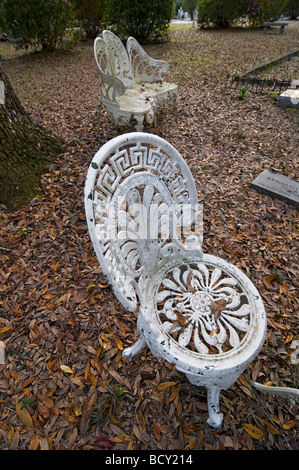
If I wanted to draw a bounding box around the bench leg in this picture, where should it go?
[96,99,102,126]
[206,387,223,428]
[169,90,178,110]
[263,26,267,34]
[185,373,224,428]
[134,115,144,132]
[0,341,4,364]
[279,26,284,34]
[122,336,147,362]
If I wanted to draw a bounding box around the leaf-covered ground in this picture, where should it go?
[0,23,298,451]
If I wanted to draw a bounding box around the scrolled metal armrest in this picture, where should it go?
[94,36,125,105]
[97,65,125,105]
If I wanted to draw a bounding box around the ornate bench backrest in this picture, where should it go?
[85,133,199,312]
[102,30,169,86]
[102,30,133,87]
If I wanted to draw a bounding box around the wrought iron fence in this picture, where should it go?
[225,74,293,94]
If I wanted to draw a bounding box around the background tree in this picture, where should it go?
[105,0,174,43]
[73,0,106,39]
[174,1,183,16]
[259,0,287,21]
[182,0,198,22]
[284,0,299,19]
[197,0,288,28]
[0,1,6,32]
[1,0,75,51]
[0,66,62,210]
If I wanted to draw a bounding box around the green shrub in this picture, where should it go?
[244,0,287,26]
[105,0,173,43]
[197,0,243,28]
[73,0,106,39]
[197,0,287,28]
[1,0,75,51]
[245,2,264,26]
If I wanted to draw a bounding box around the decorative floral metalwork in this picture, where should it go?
[157,264,250,354]
[117,185,171,275]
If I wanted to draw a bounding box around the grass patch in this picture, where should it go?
[169,24,194,31]
[169,54,214,80]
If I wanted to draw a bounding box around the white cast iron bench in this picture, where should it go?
[84,133,267,428]
[94,31,177,131]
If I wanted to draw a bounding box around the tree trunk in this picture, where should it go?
[0,66,63,210]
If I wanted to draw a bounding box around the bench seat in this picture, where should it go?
[133,81,178,106]
[262,22,288,34]
[110,87,156,129]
